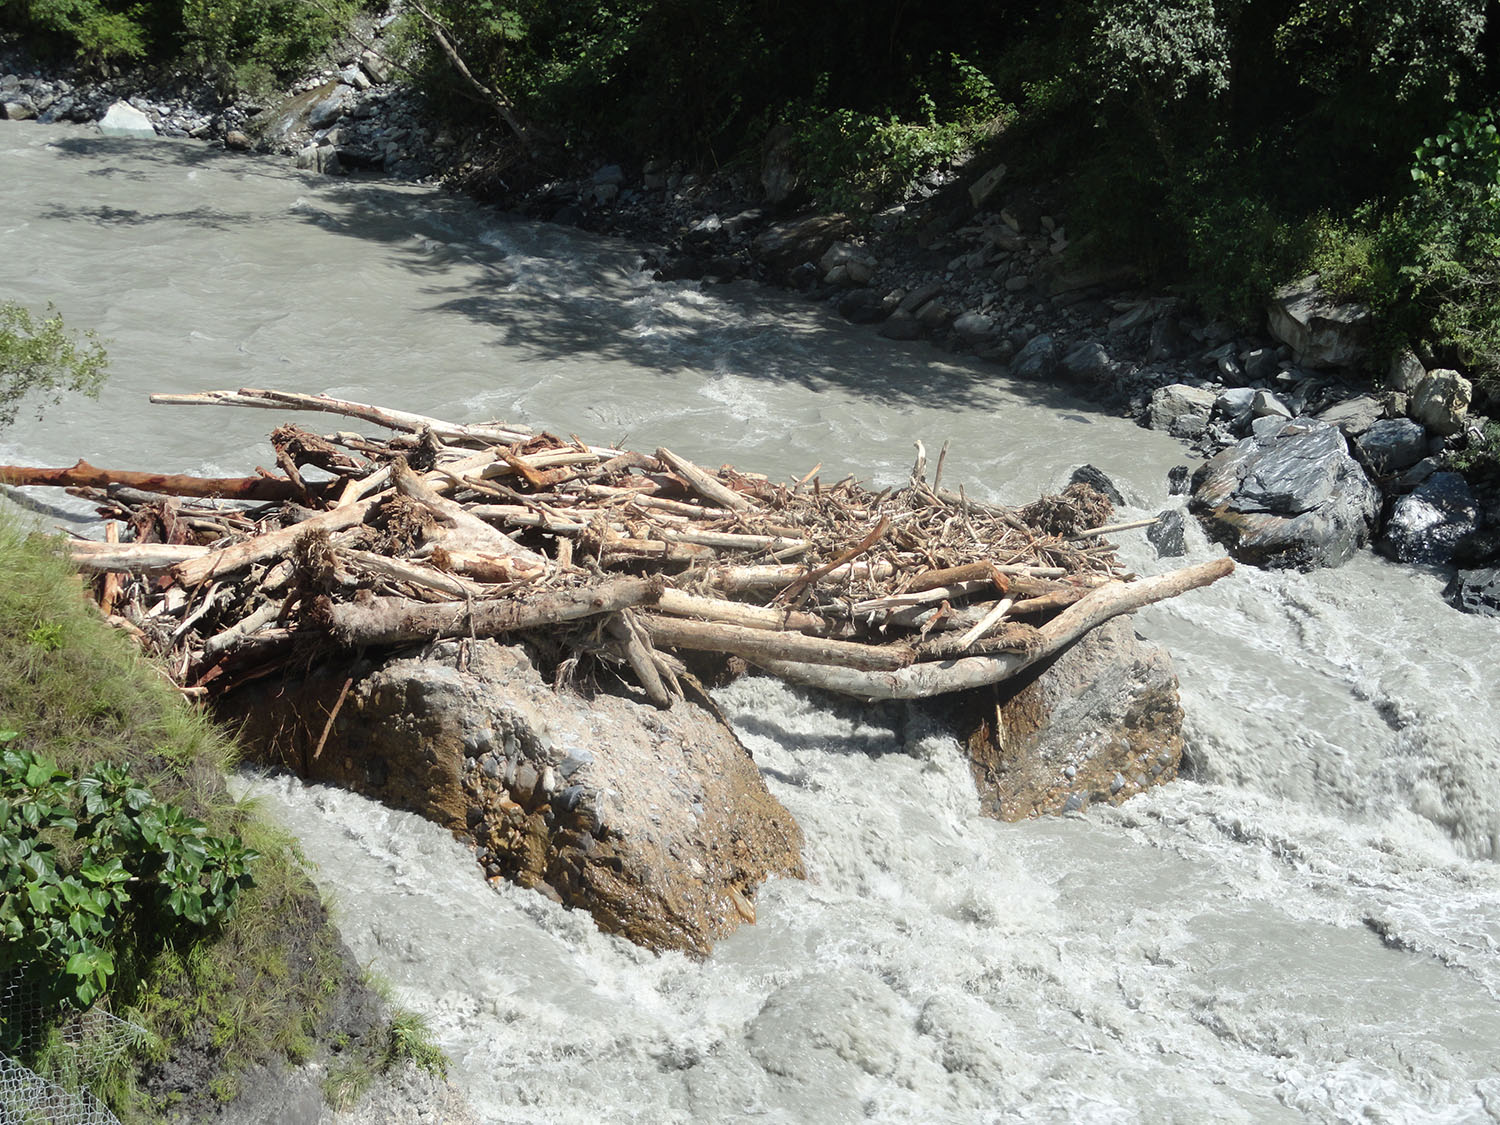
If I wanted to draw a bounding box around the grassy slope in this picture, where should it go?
[0,510,441,1121]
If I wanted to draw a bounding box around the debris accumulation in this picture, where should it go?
[3,388,1233,703]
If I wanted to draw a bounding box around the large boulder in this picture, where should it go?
[1148,383,1216,434]
[220,640,804,955]
[1190,417,1379,569]
[1379,472,1483,565]
[750,214,854,279]
[1408,369,1473,436]
[98,99,156,139]
[1266,275,1371,368]
[1353,418,1428,475]
[962,617,1183,820]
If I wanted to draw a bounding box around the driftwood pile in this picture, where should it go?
[3,388,1233,705]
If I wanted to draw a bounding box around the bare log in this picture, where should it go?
[906,561,1008,594]
[327,577,662,646]
[337,548,487,598]
[175,498,378,586]
[749,557,1235,700]
[393,459,549,579]
[705,560,899,594]
[606,610,673,708]
[2,459,313,501]
[640,614,914,671]
[656,448,757,512]
[655,588,829,634]
[70,540,211,572]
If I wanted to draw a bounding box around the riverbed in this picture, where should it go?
[4,121,1498,1123]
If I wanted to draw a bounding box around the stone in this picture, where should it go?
[750,214,854,278]
[360,49,392,85]
[1169,412,1208,439]
[914,299,955,330]
[818,242,875,287]
[1068,464,1125,506]
[1445,568,1500,617]
[1239,346,1279,383]
[1379,472,1482,565]
[1251,389,1293,420]
[224,129,252,151]
[338,65,371,91]
[952,310,996,342]
[1266,274,1371,368]
[1190,418,1379,569]
[835,288,892,325]
[1408,368,1473,436]
[1353,418,1427,475]
[295,144,341,175]
[251,82,342,146]
[1315,394,1383,437]
[967,162,1007,209]
[307,85,352,129]
[2,100,36,121]
[897,280,944,314]
[760,124,799,205]
[1168,465,1191,496]
[1010,333,1057,380]
[220,640,805,955]
[593,163,625,186]
[1147,509,1188,557]
[98,99,155,139]
[1148,384,1216,432]
[1215,387,1256,431]
[877,312,924,341]
[1060,341,1112,382]
[1388,348,1425,393]
[963,617,1184,820]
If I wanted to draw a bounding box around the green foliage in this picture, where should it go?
[177,0,357,99]
[0,302,108,432]
[383,1008,446,1077]
[0,743,258,1009]
[1,0,149,61]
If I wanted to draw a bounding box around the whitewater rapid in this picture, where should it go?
[4,121,1499,1122]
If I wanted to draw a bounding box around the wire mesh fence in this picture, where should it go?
[1,973,141,1125]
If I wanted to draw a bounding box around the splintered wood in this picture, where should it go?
[4,388,1233,703]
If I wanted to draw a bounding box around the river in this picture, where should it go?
[3,122,1499,1124]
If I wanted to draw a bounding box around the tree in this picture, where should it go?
[0,302,108,431]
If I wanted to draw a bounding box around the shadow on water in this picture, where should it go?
[33,132,1110,420]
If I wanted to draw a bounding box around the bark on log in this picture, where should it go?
[2,459,315,501]
[640,614,914,671]
[749,557,1235,700]
[327,577,663,646]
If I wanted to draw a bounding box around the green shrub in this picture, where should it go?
[1,0,149,62]
[0,302,108,432]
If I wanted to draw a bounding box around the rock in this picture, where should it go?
[1251,389,1293,420]
[1379,472,1482,565]
[592,163,625,186]
[1266,274,1371,368]
[2,99,36,121]
[1315,394,1383,437]
[963,617,1184,820]
[760,124,799,205]
[1060,341,1112,382]
[295,143,341,175]
[220,640,805,955]
[1147,509,1187,557]
[967,162,1007,209]
[1353,418,1427,475]
[307,85,352,129]
[338,65,371,91]
[1445,568,1500,617]
[835,288,892,325]
[1068,464,1125,506]
[1168,465,1191,496]
[1239,346,1279,383]
[819,242,875,287]
[360,49,392,85]
[224,129,253,151]
[1010,333,1057,380]
[251,82,342,147]
[952,310,996,342]
[914,299,955,331]
[1148,383,1216,432]
[1215,387,1256,431]
[1408,368,1473,436]
[1169,412,1208,439]
[877,312,925,341]
[897,280,944,314]
[98,99,155,139]
[1388,348,1425,393]
[1190,418,1379,569]
[750,214,853,278]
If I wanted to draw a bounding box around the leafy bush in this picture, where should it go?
[0,302,108,432]
[0,740,258,1009]
[0,0,148,61]
[178,0,357,99]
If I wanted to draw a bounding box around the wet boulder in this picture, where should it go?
[1445,568,1500,617]
[220,639,805,956]
[1379,472,1482,565]
[962,617,1184,820]
[1189,417,1379,569]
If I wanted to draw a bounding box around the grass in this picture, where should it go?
[0,510,448,1120]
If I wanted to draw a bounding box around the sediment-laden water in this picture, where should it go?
[4,122,1498,1123]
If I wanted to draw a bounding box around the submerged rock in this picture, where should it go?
[962,617,1183,820]
[1445,568,1500,617]
[221,640,804,955]
[1189,417,1379,569]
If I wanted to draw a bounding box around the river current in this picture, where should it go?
[4,123,1499,1123]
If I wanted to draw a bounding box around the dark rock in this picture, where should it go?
[1215,387,1256,432]
[1147,509,1188,558]
[1315,394,1383,437]
[1353,418,1427,475]
[1010,333,1057,380]
[1167,465,1191,496]
[1379,472,1482,564]
[1190,418,1379,569]
[878,311,924,340]
[1445,568,1500,617]
[962,617,1184,820]
[836,288,892,324]
[1060,340,1112,382]
[750,213,854,278]
[1266,275,1371,368]
[220,640,805,956]
[1068,464,1125,506]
